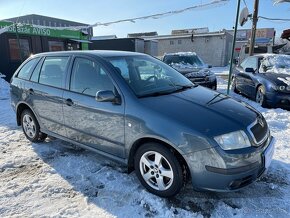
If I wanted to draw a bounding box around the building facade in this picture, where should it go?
[145,31,233,67]
[5,14,93,37]
[0,20,89,81]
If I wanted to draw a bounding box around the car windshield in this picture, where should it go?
[163,54,205,67]
[259,55,290,74]
[105,55,195,97]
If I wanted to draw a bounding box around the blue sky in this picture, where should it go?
[0,0,289,37]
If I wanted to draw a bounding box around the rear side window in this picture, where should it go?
[39,57,69,88]
[17,58,39,80]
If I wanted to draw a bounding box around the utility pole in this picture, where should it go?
[249,0,259,56]
[226,0,241,95]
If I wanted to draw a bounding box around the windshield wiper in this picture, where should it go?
[170,84,197,92]
[138,90,176,98]
[138,84,197,98]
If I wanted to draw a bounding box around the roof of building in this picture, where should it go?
[143,31,228,40]
[5,14,89,26]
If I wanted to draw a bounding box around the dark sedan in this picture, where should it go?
[163,52,217,90]
[232,54,290,109]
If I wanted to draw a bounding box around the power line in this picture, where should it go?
[259,16,290,21]
[90,0,230,28]
[0,0,230,33]
[242,0,248,8]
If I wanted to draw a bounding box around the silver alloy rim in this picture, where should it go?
[22,114,36,138]
[256,88,264,104]
[139,151,174,191]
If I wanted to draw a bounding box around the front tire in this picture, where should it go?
[231,77,238,93]
[134,143,184,197]
[21,109,47,142]
[256,86,267,107]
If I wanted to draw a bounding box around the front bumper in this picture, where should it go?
[266,91,290,109]
[183,136,275,191]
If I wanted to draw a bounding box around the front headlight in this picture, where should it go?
[214,130,251,150]
[271,85,287,92]
[277,86,286,91]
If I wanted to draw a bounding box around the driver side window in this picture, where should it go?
[70,57,114,97]
[242,57,258,71]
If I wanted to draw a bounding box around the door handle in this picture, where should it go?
[28,88,34,95]
[65,98,73,106]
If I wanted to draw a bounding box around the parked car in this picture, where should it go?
[163,52,217,90]
[232,54,290,109]
[10,51,274,197]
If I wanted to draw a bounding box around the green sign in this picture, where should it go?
[0,21,87,40]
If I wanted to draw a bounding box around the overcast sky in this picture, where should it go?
[0,0,289,37]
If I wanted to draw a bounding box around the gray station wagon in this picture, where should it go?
[10,51,275,197]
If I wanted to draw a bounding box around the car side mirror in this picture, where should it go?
[245,68,255,73]
[96,90,120,104]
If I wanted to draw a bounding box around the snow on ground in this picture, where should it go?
[211,67,230,76]
[0,73,290,218]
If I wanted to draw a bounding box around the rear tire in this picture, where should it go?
[21,109,47,142]
[134,143,184,197]
[255,86,267,108]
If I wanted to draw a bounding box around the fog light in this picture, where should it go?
[281,99,289,105]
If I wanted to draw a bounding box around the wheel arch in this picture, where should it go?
[127,137,191,181]
[16,102,38,126]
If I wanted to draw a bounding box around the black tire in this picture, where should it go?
[255,85,268,108]
[21,109,47,142]
[231,77,239,93]
[134,143,184,197]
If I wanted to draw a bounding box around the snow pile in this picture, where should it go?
[0,78,10,100]
[259,54,290,75]
[0,76,290,217]
[165,52,197,56]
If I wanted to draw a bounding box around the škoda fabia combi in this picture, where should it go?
[10,51,274,197]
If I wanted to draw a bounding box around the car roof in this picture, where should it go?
[252,53,286,58]
[32,50,147,58]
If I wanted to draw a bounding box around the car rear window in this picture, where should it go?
[17,58,40,80]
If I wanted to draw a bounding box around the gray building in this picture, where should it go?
[5,14,93,37]
[144,31,233,67]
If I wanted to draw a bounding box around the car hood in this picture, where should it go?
[139,86,258,137]
[260,73,290,86]
[170,63,211,76]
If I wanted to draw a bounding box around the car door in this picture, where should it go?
[29,55,70,137]
[62,56,125,158]
[241,56,258,97]
[235,58,247,93]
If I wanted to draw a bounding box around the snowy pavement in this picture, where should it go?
[0,75,290,218]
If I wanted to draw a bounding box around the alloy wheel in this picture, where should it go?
[22,114,36,139]
[139,151,174,191]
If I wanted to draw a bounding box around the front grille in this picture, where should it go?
[189,77,206,83]
[249,116,269,145]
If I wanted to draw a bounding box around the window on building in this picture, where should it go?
[178,40,182,45]
[48,41,65,51]
[49,21,51,26]
[8,38,31,61]
[43,20,46,26]
[17,58,40,80]
[170,40,174,45]
[70,57,114,96]
[39,57,69,88]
